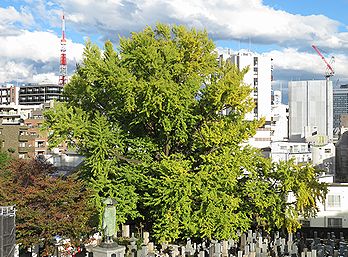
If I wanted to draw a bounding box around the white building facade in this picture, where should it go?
[227,51,273,148]
[271,90,289,142]
[228,51,272,121]
[289,80,333,142]
[269,141,311,164]
[304,183,348,228]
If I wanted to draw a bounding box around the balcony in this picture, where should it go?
[18,146,31,153]
[18,134,32,141]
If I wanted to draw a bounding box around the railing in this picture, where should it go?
[0,206,15,257]
[18,147,32,153]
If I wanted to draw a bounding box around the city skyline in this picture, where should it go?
[1,0,348,88]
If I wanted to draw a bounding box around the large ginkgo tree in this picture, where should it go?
[44,23,327,243]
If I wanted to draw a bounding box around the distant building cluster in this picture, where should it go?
[221,50,348,230]
[0,82,82,173]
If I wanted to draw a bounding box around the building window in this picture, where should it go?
[253,57,258,66]
[328,218,342,228]
[300,220,310,227]
[36,141,45,148]
[18,154,26,159]
[327,195,341,209]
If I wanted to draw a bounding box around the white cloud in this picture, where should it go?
[1,0,348,83]
[265,48,348,79]
[0,6,34,36]
[0,30,84,62]
[0,60,32,83]
[32,72,59,84]
[53,0,347,48]
[0,18,84,83]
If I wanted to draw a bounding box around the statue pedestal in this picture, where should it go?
[92,244,126,257]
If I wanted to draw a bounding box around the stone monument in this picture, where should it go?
[92,197,126,257]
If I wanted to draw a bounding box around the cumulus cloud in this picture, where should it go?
[0,6,34,36]
[52,0,347,49]
[0,29,84,83]
[1,0,348,83]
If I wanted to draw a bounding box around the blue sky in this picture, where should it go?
[1,0,348,92]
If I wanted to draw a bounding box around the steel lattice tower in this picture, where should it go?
[58,13,67,86]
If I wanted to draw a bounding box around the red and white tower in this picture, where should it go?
[58,12,67,86]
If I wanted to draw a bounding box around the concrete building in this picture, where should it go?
[228,50,272,121]
[268,141,311,164]
[19,83,64,105]
[271,90,289,142]
[303,182,348,228]
[0,124,34,159]
[0,103,55,159]
[0,84,19,105]
[333,85,348,132]
[227,50,273,148]
[311,143,335,174]
[0,103,43,125]
[289,80,333,142]
[335,131,348,182]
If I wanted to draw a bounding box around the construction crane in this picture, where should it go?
[311,44,334,142]
[311,44,335,78]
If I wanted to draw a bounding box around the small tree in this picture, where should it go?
[0,158,96,254]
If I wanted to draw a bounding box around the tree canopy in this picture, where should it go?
[0,157,96,253]
[43,23,327,243]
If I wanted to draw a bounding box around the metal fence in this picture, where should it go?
[0,206,15,257]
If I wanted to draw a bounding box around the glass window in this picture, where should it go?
[328,218,342,228]
[327,195,340,208]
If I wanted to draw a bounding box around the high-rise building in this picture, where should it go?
[228,51,272,121]
[333,84,348,130]
[289,80,333,142]
[227,51,273,148]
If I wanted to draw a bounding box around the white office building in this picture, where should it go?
[289,80,333,142]
[227,50,273,148]
[228,50,272,121]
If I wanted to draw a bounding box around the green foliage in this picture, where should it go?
[44,23,327,243]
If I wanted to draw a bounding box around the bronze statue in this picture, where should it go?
[102,197,117,244]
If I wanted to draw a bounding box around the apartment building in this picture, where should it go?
[19,83,64,105]
[302,182,348,228]
[0,84,19,105]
